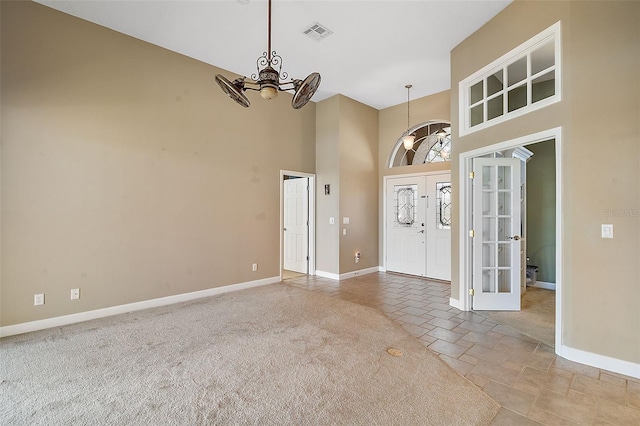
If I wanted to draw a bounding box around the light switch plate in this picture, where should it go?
[343,217,350,224]
[601,224,613,238]
[329,217,335,225]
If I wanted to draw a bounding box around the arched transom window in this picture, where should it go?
[388,121,451,168]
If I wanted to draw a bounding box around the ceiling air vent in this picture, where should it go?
[303,22,333,41]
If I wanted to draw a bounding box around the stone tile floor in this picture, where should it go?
[284,272,640,425]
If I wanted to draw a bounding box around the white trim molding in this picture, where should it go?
[280,170,316,279]
[558,345,640,380]
[457,127,563,346]
[449,298,465,311]
[0,276,280,338]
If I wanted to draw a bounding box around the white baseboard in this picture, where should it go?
[449,297,465,311]
[0,276,280,338]
[558,344,640,380]
[339,267,379,280]
[315,270,340,280]
[316,267,379,281]
[530,281,556,290]
[378,266,387,272]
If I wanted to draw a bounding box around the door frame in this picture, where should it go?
[280,170,316,278]
[382,170,452,274]
[457,127,562,348]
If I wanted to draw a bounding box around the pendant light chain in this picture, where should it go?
[406,84,412,130]
[402,84,415,150]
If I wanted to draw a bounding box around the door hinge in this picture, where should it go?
[469,229,475,237]
[469,171,475,179]
[306,255,309,261]
[469,288,475,296]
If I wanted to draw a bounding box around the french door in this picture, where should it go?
[472,158,522,310]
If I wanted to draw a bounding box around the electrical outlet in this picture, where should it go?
[355,252,361,263]
[252,263,258,271]
[70,288,80,300]
[34,293,45,306]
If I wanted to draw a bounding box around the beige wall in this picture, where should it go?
[316,95,379,275]
[378,91,451,266]
[451,1,640,363]
[1,1,316,326]
[338,96,379,274]
[315,96,341,274]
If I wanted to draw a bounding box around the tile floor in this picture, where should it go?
[284,272,640,426]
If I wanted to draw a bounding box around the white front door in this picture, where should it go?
[283,178,308,274]
[426,174,452,281]
[472,158,522,310]
[386,177,426,276]
[386,174,452,280]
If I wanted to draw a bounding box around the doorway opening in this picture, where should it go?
[458,128,563,352]
[280,170,316,280]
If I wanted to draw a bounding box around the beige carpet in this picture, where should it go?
[1,284,499,425]
[476,287,555,347]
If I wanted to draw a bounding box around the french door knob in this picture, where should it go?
[508,235,521,241]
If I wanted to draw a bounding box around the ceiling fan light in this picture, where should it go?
[260,85,278,100]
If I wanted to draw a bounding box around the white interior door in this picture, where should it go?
[386,177,426,276]
[426,174,452,281]
[472,158,522,310]
[284,178,308,274]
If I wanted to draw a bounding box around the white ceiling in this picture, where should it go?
[35,0,512,110]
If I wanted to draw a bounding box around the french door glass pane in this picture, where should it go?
[498,244,511,267]
[482,166,495,189]
[482,191,496,215]
[482,244,496,267]
[498,191,512,215]
[498,270,511,293]
[498,218,511,241]
[497,166,511,190]
[483,217,496,241]
[482,269,496,293]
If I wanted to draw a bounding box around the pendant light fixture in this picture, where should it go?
[402,84,415,150]
[214,0,321,109]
